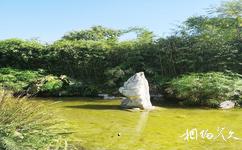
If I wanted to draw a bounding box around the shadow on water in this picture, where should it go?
[64,103,212,111]
[65,104,121,110]
[152,100,215,110]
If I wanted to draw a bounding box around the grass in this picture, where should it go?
[0,90,66,150]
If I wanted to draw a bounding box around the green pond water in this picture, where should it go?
[33,98,242,150]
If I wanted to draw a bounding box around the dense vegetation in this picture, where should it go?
[164,72,242,107]
[0,90,65,149]
[0,0,241,101]
[0,68,98,97]
[0,68,43,93]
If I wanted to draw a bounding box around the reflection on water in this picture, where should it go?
[127,111,150,148]
[135,111,149,133]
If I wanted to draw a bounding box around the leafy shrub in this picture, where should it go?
[38,75,63,92]
[164,72,242,107]
[104,66,125,87]
[0,39,45,69]
[0,90,64,149]
[26,73,99,97]
[0,68,99,97]
[0,68,44,93]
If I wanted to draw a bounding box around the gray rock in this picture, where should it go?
[98,93,116,99]
[119,72,153,109]
[219,100,235,109]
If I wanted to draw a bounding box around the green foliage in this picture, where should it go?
[164,72,242,107]
[0,68,98,97]
[104,66,125,87]
[0,39,45,69]
[215,0,242,18]
[39,75,63,92]
[47,39,111,81]
[0,0,241,95]
[0,68,44,92]
[62,25,122,42]
[30,75,99,97]
[0,91,63,149]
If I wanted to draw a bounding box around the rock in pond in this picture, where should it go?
[119,72,153,109]
[98,94,116,99]
[219,100,235,109]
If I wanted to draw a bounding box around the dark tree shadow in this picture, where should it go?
[152,101,214,110]
[65,104,121,110]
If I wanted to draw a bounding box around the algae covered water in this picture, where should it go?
[34,98,242,150]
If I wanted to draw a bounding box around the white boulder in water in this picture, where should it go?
[119,72,153,109]
[219,100,235,109]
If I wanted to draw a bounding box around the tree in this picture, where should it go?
[122,27,155,43]
[62,26,122,42]
[215,0,242,18]
[214,0,242,39]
